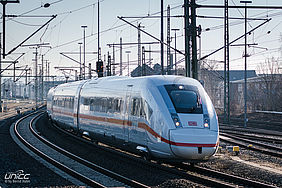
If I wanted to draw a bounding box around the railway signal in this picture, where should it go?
[96,60,104,78]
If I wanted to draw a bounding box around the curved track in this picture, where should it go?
[176,164,278,188]
[14,112,148,188]
[47,113,278,188]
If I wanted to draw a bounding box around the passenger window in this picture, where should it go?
[113,98,121,113]
[140,99,146,118]
[131,98,140,116]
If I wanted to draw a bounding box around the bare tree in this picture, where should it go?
[199,59,224,111]
[257,57,282,111]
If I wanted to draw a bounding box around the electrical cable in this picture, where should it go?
[44,3,183,53]
[10,19,42,27]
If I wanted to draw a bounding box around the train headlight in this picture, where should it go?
[175,121,181,127]
[171,113,182,128]
[203,114,210,128]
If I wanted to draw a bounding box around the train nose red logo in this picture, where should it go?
[188,121,197,126]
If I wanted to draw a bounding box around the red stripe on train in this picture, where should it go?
[52,109,217,147]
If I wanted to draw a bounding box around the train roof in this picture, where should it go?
[89,75,200,86]
[50,75,202,96]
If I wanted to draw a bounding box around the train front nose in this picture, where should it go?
[169,129,219,160]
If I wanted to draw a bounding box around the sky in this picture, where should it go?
[1,0,282,81]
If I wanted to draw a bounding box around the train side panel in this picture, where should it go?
[47,75,219,161]
[78,78,128,144]
[52,81,86,131]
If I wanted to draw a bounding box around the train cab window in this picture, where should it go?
[165,85,203,114]
[140,100,146,118]
[143,100,153,121]
[131,98,140,116]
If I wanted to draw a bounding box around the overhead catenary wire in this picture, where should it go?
[4,1,282,81]
[42,2,184,56]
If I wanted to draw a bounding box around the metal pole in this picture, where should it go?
[107,51,111,76]
[142,46,145,76]
[81,25,87,80]
[244,1,250,128]
[191,0,198,79]
[112,44,115,75]
[240,1,251,127]
[128,53,130,76]
[184,0,191,77]
[149,45,152,66]
[0,33,2,112]
[167,5,171,75]
[13,62,15,82]
[35,48,38,109]
[160,0,164,75]
[227,4,230,124]
[175,30,177,75]
[98,0,101,60]
[125,51,131,76]
[25,69,27,85]
[224,0,227,122]
[44,61,46,97]
[79,42,82,80]
[89,63,91,79]
[2,3,5,59]
[138,23,141,68]
[41,56,44,101]
[48,62,50,87]
[84,27,86,79]
[244,3,247,127]
[28,70,31,99]
[120,37,122,76]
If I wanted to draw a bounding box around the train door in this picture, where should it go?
[73,81,86,133]
[128,97,140,144]
[124,85,132,143]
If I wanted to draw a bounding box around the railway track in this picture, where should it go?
[220,129,282,144]
[44,113,278,187]
[219,117,282,133]
[49,115,233,187]
[220,123,282,137]
[218,115,282,128]
[0,103,44,121]
[13,111,149,188]
[219,132,282,158]
[172,163,277,188]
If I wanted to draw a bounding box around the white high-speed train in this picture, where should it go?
[47,75,219,162]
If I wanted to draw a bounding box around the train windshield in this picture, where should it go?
[165,85,203,114]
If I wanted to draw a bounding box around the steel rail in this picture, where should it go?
[186,165,278,188]
[221,132,282,153]
[220,134,282,158]
[220,130,282,144]
[219,116,282,127]
[220,124,282,137]
[30,113,149,188]
[48,114,248,188]
[14,112,107,188]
